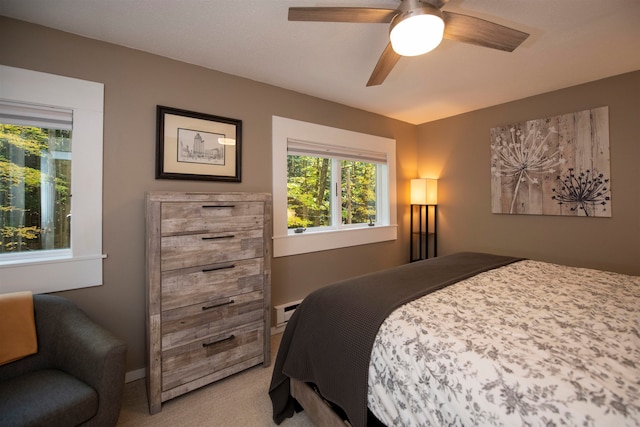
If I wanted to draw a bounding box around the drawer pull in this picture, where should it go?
[202,299,235,311]
[202,205,235,209]
[202,334,235,347]
[202,265,235,273]
[202,235,235,240]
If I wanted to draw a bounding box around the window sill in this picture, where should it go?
[0,253,107,294]
[273,225,397,257]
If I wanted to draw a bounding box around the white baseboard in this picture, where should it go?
[271,325,286,335]
[125,367,146,383]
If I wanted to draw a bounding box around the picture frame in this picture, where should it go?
[156,105,241,182]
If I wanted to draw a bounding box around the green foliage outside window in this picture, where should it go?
[341,160,376,225]
[0,124,72,253]
[287,155,377,229]
[287,155,331,228]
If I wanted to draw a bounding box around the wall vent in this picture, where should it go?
[274,299,303,327]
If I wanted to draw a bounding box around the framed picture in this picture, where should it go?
[156,105,241,182]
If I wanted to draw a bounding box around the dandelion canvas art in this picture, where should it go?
[490,107,611,217]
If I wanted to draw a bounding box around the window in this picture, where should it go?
[0,65,105,294]
[287,140,386,229]
[0,103,73,256]
[272,116,397,257]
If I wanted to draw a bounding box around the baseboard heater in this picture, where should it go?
[274,299,303,328]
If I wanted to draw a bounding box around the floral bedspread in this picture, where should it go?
[367,260,640,426]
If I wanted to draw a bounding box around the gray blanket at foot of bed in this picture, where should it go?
[269,252,521,427]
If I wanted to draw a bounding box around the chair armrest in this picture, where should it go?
[53,305,127,427]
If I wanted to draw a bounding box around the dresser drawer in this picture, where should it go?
[161,258,264,311]
[161,202,264,236]
[161,323,264,392]
[161,290,264,350]
[161,228,263,271]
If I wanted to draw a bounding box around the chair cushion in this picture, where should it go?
[0,369,98,427]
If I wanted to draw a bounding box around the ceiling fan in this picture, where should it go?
[288,0,529,86]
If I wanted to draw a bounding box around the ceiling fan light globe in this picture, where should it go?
[390,13,444,57]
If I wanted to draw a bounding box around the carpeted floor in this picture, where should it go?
[116,333,313,427]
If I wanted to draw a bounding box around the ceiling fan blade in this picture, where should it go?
[442,12,529,52]
[289,7,398,23]
[367,42,401,87]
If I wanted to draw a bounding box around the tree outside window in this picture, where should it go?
[0,124,71,254]
[341,160,376,225]
[287,155,377,230]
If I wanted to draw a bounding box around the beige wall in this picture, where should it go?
[3,16,638,377]
[0,17,417,374]
[417,71,640,276]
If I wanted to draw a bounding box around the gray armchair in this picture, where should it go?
[0,294,127,427]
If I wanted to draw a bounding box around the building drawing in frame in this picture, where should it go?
[490,106,611,217]
[177,128,225,165]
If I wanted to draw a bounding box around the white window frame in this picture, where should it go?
[272,116,397,258]
[0,65,105,294]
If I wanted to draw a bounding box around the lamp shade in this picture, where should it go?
[390,10,444,56]
[411,178,438,205]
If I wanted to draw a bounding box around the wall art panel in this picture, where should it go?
[490,107,611,217]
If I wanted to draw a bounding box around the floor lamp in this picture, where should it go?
[410,178,438,262]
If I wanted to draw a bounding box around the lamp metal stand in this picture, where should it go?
[410,204,437,262]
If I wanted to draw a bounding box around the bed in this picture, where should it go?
[269,252,640,427]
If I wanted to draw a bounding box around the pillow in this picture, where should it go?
[0,291,38,366]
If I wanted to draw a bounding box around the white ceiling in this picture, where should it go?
[2,0,640,125]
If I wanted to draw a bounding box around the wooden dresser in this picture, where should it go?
[145,191,272,414]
